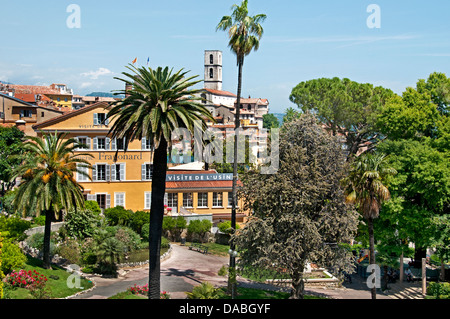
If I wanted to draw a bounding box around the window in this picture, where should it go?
[141,164,153,180]
[93,113,109,125]
[115,192,125,207]
[96,194,111,209]
[198,192,208,207]
[167,193,178,208]
[210,54,214,64]
[76,164,89,182]
[76,137,90,150]
[93,137,110,150]
[0,112,4,119]
[64,98,68,102]
[144,192,152,210]
[228,192,233,207]
[213,192,223,207]
[141,137,151,150]
[93,164,110,181]
[111,163,125,181]
[183,193,193,207]
[209,68,214,79]
[20,110,32,118]
[41,112,44,117]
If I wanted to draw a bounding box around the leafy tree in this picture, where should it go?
[63,208,101,239]
[11,132,93,268]
[281,107,301,125]
[341,152,396,299]
[235,114,359,299]
[416,71,450,115]
[262,113,279,129]
[216,0,266,297]
[107,64,214,299]
[0,126,25,207]
[290,77,394,158]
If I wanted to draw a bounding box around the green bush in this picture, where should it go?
[32,215,46,226]
[63,209,101,239]
[161,236,170,249]
[84,200,101,215]
[0,240,27,274]
[56,239,81,264]
[0,216,31,241]
[186,282,225,299]
[187,219,212,243]
[141,223,150,242]
[427,282,450,299]
[162,216,176,231]
[130,211,150,234]
[218,221,240,234]
[104,206,133,226]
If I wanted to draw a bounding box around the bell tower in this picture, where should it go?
[204,50,222,91]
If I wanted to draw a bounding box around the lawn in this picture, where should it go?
[4,256,94,299]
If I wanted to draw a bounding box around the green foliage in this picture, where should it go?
[25,232,57,255]
[235,114,359,299]
[188,220,212,235]
[186,282,225,299]
[63,208,101,239]
[1,240,27,274]
[0,216,31,241]
[427,282,450,299]
[162,216,176,231]
[262,113,280,129]
[129,211,150,234]
[84,200,101,215]
[56,239,81,265]
[104,206,133,226]
[0,232,4,299]
[141,223,150,242]
[290,77,394,157]
[218,221,240,234]
[33,215,46,226]
[0,126,25,196]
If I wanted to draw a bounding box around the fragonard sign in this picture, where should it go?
[166,173,233,182]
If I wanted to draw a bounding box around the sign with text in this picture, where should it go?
[166,173,233,182]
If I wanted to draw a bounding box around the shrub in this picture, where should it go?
[127,284,171,299]
[114,226,141,252]
[1,240,27,274]
[104,206,133,226]
[427,282,450,299]
[84,200,101,215]
[141,223,150,242]
[187,219,212,243]
[56,239,81,264]
[63,209,100,239]
[218,221,240,234]
[186,282,225,299]
[0,216,31,241]
[33,215,46,226]
[162,216,176,231]
[130,211,150,234]
[0,232,4,299]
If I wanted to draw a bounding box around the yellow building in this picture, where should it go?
[32,101,246,224]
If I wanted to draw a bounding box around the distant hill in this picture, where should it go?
[86,92,116,97]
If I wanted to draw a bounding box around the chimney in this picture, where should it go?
[15,120,26,132]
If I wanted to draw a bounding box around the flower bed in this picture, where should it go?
[127,284,170,299]
[6,269,48,289]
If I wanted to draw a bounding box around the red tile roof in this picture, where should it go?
[204,88,237,97]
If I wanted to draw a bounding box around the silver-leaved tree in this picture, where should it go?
[234,114,359,299]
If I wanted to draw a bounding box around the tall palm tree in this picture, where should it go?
[216,0,266,298]
[107,64,215,299]
[342,152,396,299]
[12,132,93,269]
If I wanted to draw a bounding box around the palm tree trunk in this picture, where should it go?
[228,55,244,299]
[43,209,53,269]
[148,137,168,299]
[368,217,377,299]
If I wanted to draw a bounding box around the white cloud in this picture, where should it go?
[80,67,113,80]
[80,82,93,88]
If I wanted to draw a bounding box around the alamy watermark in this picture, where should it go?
[366,4,381,29]
[66,4,81,29]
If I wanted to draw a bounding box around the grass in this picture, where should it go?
[4,255,94,299]
[185,241,230,256]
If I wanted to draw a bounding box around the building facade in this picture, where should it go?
[32,101,247,224]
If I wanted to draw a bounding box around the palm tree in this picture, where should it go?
[342,152,396,299]
[216,0,266,298]
[12,132,93,269]
[107,64,215,299]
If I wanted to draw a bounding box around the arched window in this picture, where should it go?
[209,68,214,79]
[200,93,207,104]
[210,54,214,64]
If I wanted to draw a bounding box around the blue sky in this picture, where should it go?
[0,0,449,113]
